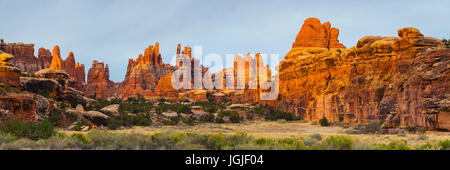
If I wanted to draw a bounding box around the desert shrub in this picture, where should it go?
[246,112,254,120]
[199,113,215,122]
[438,140,450,150]
[72,119,91,131]
[276,138,307,150]
[130,114,151,126]
[181,117,196,126]
[225,132,252,148]
[163,117,180,125]
[0,138,40,150]
[0,119,33,138]
[375,140,414,150]
[106,118,121,130]
[32,119,56,140]
[70,133,90,144]
[219,111,240,123]
[86,130,148,150]
[302,136,319,147]
[0,132,17,144]
[315,135,354,150]
[214,116,225,123]
[0,84,20,94]
[318,117,329,127]
[148,131,179,149]
[0,118,56,140]
[417,134,428,140]
[363,121,383,134]
[263,107,297,121]
[48,109,77,127]
[206,134,227,150]
[41,134,89,150]
[205,104,218,113]
[309,133,322,141]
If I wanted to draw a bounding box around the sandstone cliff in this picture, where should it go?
[0,40,52,73]
[276,22,447,129]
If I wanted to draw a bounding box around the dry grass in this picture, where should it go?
[61,120,449,149]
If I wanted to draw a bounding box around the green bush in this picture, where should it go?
[214,116,225,123]
[199,113,215,123]
[163,117,180,125]
[319,117,329,126]
[315,136,354,150]
[219,111,240,123]
[181,117,196,126]
[0,118,56,140]
[438,140,450,150]
[72,119,91,131]
[70,133,90,144]
[106,118,122,130]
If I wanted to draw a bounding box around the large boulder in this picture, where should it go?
[21,77,64,99]
[81,110,109,126]
[99,104,121,118]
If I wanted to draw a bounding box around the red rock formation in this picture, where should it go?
[0,50,21,87]
[0,93,38,122]
[152,73,178,99]
[47,47,85,91]
[292,17,346,49]
[38,47,52,69]
[118,42,175,99]
[86,60,115,99]
[276,26,446,129]
[63,52,76,77]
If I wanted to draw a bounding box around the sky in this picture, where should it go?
[1,0,449,82]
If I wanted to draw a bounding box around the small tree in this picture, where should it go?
[319,117,329,127]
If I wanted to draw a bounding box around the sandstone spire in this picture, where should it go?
[50,45,63,70]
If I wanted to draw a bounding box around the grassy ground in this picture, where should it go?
[60,120,450,150]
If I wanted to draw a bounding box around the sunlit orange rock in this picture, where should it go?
[0,50,21,87]
[49,45,63,70]
[86,60,115,99]
[275,26,446,129]
[152,73,178,99]
[292,17,346,49]
[118,42,175,99]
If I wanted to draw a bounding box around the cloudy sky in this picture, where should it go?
[1,0,449,82]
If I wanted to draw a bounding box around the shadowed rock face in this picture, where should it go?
[292,17,346,49]
[276,25,447,129]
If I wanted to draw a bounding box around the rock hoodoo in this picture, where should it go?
[118,42,175,99]
[292,17,346,49]
[86,60,115,99]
